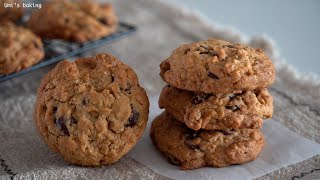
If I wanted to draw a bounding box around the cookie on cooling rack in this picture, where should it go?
[0,0,23,22]
[28,0,118,43]
[0,21,44,74]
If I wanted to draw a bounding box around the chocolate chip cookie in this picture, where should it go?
[160,39,275,93]
[34,54,149,166]
[159,85,273,130]
[150,111,265,170]
[27,0,118,43]
[0,0,23,22]
[0,21,44,74]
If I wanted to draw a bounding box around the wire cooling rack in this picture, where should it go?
[0,22,136,82]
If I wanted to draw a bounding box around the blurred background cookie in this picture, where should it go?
[0,21,44,74]
[160,39,275,94]
[27,0,118,43]
[0,0,23,22]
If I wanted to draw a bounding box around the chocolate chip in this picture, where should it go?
[192,93,211,105]
[70,116,77,124]
[82,98,88,105]
[161,62,170,72]
[229,94,237,101]
[253,89,260,96]
[33,41,39,49]
[125,85,132,94]
[187,144,200,150]
[111,74,115,82]
[64,18,69,23]
[185,129,203,140]
[226,105,240,111]
[198,45,219,57]
[55,117,70,136]
[98,18,109,25]
[185,48,191,54]
[208,50,219,57]
[53,107,58,113]
[217,130,233,135]
[126,106,139,127]
[199,45,209,51]
[224,45,236,49]
[167,154,181,166]
[208,72,219,80]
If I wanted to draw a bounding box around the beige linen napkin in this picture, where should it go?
[0,0,319,179]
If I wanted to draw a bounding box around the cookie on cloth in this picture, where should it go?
[34,54,149,166]
[160,39,275,93]
[159,85,273,130]
[0,0,23,22]
[0,21,44,74]
[150,111,264,170]
[27,0,118,43]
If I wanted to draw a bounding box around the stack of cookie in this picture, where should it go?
[151,39,275,170]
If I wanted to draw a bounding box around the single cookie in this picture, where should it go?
[0,21,44,74]
[27,0,118,43]
[159,85,273,130]
[160,39,275,93]
[150,111,265,170]
[34,54,149,166]
[0,0,23,22]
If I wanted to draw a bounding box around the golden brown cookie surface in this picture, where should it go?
[150,111,265,170]
[160,39,275,93]
[0,21,44,74]
[34,54,149,166]
[159,85,273,130]
[28,0,118,42]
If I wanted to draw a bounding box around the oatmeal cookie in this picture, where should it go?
[27,0,118,43]
[0,0,23,22]
[0,21,44,74]
[150,111,265,170]
[159,85,273,130]
[34,54,149,166]
[160,39,275,93]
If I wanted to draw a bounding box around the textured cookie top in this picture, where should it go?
[34,54,149,166]
[27,0,118,42]
[150,112,264,170]
[160,39,275,93]
[0,21,44,74]
[0,0,23,22]
[159,85,273,130]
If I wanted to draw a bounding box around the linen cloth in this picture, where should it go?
[0,0,319,179]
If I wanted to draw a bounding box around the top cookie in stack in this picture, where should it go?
[160,39,275,94]
[151,39,275,169]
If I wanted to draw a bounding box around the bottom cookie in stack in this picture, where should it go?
[150,111,265,170]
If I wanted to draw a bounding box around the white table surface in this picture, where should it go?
[172,0,320,75]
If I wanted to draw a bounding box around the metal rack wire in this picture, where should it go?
[0,22,137,82]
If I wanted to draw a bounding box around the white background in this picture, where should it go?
[172,0,320,75]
